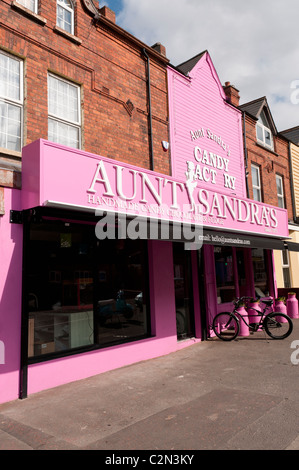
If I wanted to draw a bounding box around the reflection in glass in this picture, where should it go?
[214,246,236,304]
[27,217,149,358]
[252,248,269,298]
[95,239,149,347]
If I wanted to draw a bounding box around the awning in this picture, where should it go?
[138,221,287,250]
[283,241,299,252]
[22,206,293,251]
[201,229,285,250]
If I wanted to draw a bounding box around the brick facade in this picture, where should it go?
[223,84,294,221]
[244,114,293,221]
[0,0,170,196]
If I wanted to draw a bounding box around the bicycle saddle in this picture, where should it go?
[261,299,273,306]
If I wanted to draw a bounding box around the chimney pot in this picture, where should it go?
[99,6,116,23]
[223,81,240,107]
[151,42,167,57]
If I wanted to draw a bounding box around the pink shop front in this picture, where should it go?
[0,51,290,403]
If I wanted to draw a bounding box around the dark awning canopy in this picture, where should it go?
[284,241,299,252]
[21,206,299,251]
[155,222,289,250]
[201,229,286,250]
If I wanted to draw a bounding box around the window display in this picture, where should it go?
[252,248,270,297]
[214,246,236,304]
[26,212,150,359]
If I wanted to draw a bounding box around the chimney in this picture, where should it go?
[223,81,240,107]
[99,6,116,23]
[151,42,167,57]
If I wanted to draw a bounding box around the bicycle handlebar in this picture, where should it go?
[233,296,252,306]
[233,296,273,308]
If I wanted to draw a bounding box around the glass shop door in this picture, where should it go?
[173,243,195,339]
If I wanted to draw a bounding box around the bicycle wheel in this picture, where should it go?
[263,312,293,340]
[212,312,240,341]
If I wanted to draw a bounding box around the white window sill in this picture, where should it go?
[256,141,277,155]
[53,26,82,45]
[11,1,47,25]
[0,147,21,159]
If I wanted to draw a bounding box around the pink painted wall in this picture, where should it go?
[168,51,246,198]
[0,188,23,404]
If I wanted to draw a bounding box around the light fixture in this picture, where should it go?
[162,141,169,151]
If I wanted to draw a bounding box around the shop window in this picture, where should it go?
[256,110,274,150]
[282,249,291,288]
[57,0,74,35]
[276,174,285,209]
[251,164,262,202]
[26,215,150,359]
[95,238,149,348]
[214,246,236,303]
[0,51,23,152]
[48,74,81,149]
[236,248,248,297]
[16,0,38,13]
[252,248,270,297]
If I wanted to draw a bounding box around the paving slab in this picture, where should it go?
[0,319,298,451]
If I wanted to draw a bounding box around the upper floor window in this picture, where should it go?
[251,164,262,202]
[57,0,74,35]
[276,174,285,208]
[16,0,38,14]
[0,51,23,152]
[256,110,274,150]
[48,74,81,149]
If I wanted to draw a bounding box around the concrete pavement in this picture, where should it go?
[0,319,299,451]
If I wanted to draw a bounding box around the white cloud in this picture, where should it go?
[117,0,299,130]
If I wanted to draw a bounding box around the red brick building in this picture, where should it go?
[0,0,170,213]
[0,0,174,402]
[223,83,293,219]
[224,82,298,289]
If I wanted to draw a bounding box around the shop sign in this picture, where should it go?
[86,159,284,237]
[21,140,289,239]
[189,128,235,190]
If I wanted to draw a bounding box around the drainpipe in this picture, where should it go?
[142,48,154,171]
[242,111,250,198]
[288,141,297,223]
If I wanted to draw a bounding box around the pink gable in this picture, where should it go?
[168,51,246,199]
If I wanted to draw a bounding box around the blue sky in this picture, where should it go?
[99,0,123,16]
[97,1,299,132]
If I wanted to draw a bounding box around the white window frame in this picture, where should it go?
[0,51,23,152]
[251,164,262,202]
[57,0,74,35]
[256,110,274,150]
[281,249,291,288]
[48,73,81,149]
[16,0,38,14]
[276,174,285,209]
